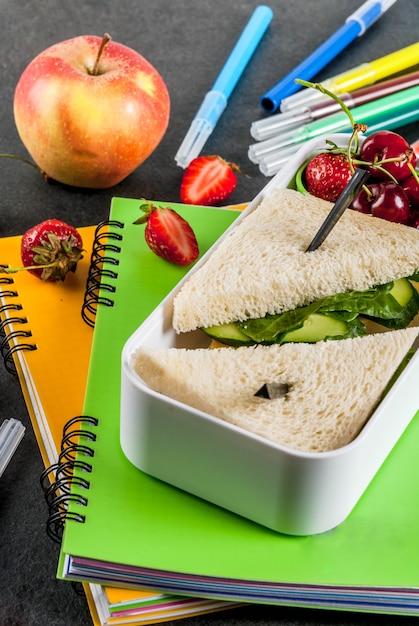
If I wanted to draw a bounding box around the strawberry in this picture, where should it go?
[135,200,199,266]
[180,155,242,206]
[1,219,84,281]
[304,152,353,202]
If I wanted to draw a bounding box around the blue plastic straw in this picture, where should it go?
[175,5,273,168]
[0,418,25,477]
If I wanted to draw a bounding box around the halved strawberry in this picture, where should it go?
[1,219,83,281]
[304,152,353,202]
[135,200,199,266]
[180,155,242,206]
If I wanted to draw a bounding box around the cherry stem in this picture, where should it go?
[295,79,357,130]
[92,33,111,75]
[409,164,419,183]
[295,78,367,178]
[347,129,361,175]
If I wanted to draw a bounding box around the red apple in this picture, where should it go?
[13,34,170,189]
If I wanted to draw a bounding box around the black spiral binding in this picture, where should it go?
[81,219,124,328]
[41,415,99,544]
[0,276,37,374]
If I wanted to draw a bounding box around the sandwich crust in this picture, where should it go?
[173,189,419,334]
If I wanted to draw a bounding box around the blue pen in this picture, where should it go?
[260,0,398,113]
[175,5,273,168]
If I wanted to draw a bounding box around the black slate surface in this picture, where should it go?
[1,1,418,625]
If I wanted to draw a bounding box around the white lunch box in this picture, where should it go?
[120,133,419,536]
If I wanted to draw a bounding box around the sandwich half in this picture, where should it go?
[172,188,419,345]
[132,328,419,453]
[132,189,419,453]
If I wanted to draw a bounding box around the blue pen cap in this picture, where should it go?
[349,0,398,35]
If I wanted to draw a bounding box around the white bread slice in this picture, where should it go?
[132,328,418,453]
[173,188,419,334]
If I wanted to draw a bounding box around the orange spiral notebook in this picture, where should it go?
[38,196,419,618]
[0,207,243,625]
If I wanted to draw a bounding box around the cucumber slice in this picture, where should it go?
[369,277,419,329]
[202,322,254,346]
[280,313,350,343]
[389,278,414,307]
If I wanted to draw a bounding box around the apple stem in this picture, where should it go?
[0,152,49,179]
[92,33,111,76]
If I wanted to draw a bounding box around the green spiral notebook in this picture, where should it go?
[55,196,419,617]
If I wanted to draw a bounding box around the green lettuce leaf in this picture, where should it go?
[237,279,419,344]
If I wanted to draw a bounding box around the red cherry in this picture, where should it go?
[402,175,419,210]
[351,187,372,214]
[360,130,416,183]
[351,181,410,224]
[409,211,419,228]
